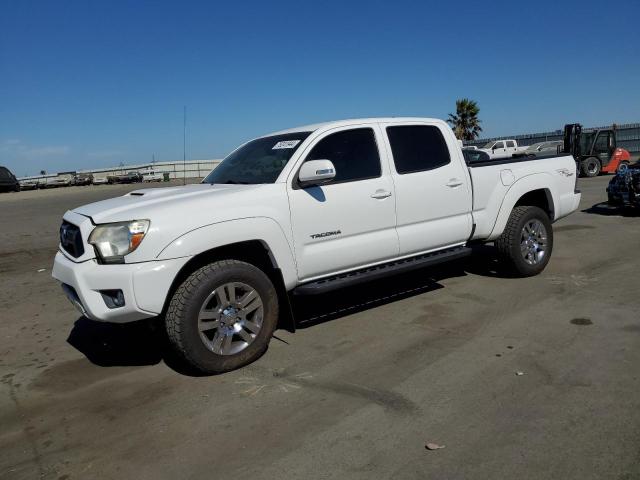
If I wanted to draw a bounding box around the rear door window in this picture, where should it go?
[506,140,516,148]
[386,125,451,174]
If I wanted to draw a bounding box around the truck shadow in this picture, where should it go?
[582,202,640,217]
[66,244,514,374]
[66,317,198,375]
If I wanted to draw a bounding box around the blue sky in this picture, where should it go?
[1,0,639,176]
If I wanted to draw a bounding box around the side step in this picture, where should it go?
[293,245,471,295]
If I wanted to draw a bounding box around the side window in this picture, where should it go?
[305,128,381,184]
[386,125,451,174]
[506,140,515,148]
[495,141,505,149]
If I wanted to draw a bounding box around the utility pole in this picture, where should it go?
[183,106,187,185]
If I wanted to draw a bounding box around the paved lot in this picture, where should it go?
[1,177,639,480]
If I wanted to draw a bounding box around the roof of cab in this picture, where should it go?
[265,117,445,136]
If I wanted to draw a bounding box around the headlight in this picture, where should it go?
[88,220,150,263]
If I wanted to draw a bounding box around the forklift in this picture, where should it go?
[563,123,631,177]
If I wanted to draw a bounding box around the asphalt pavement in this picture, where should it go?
[1,177,639,480]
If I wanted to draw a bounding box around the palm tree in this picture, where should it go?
[447,98,482,141]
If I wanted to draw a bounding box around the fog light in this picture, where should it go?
[100,289,125,309]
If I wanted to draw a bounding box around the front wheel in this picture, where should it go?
[165,260,279,374]
[495,206,553,277]
[580,157,601,177]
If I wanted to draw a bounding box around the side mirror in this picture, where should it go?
[492,144,497,150]
[298,159,336,187]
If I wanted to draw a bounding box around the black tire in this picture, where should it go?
[580,157,601,177]
[495,206,553,277]
[165,260,279,374]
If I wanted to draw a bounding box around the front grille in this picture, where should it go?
[60,221,85,258]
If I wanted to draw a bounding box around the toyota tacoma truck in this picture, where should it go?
[53,118,581,374]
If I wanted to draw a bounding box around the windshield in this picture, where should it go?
[482,142,495,149]
[204,132,312,185]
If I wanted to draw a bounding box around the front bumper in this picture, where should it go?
[52,251,190,323]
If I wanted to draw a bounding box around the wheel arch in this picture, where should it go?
[158,219,298,332]
[488,174,557,241]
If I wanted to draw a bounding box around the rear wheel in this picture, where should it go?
[580,157,601,177]
[495,206,553,277]
[165,260,279,374]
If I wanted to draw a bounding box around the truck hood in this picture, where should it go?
[66,182,291,262]
[74,183,264,223]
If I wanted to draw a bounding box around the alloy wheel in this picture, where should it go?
[197,282,264,355]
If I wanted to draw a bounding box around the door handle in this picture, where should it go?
[446,179,463,188]
[371,189,392,199]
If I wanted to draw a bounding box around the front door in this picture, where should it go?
[287,125,399,281]
[492,141,507,158]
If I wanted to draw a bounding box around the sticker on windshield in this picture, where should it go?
[272,140,301,150]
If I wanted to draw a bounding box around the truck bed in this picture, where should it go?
[467,154,578,241]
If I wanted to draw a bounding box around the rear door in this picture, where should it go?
[381,121,473,256]
[287,124,399,280]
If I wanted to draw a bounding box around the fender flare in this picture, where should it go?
[156,217,298,289]
[487,173,558,241]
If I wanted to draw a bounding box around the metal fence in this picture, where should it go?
[19,159,222,182]
[466,122,640,153]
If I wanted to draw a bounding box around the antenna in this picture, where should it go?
[183,106,187,185]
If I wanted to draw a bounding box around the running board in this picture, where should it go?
[293,246,471,295]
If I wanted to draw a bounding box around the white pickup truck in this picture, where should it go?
[53,117,581,374]
[478,139,528,159]
[142,169,164,182]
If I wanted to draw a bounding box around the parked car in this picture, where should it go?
[53,117,581,374]
[72,173,94,186]
[43,176,72,188]
[19,179,40,190]
[93,177,109,185]
[462,149,491,164]
[524,141,563,156]
[108,171,143,184]
[478,139,528,159]
[142,170,164,182]
[0,166,20,192]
